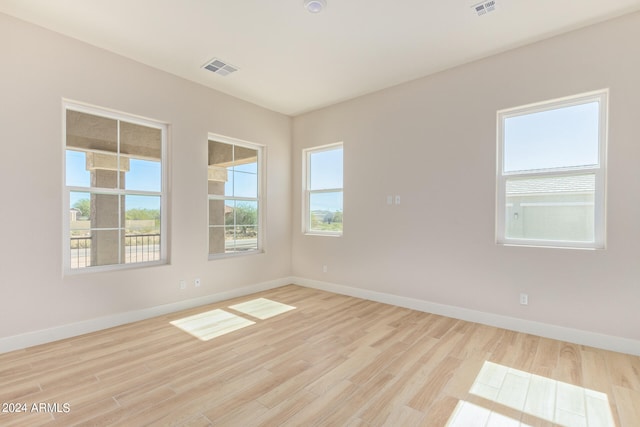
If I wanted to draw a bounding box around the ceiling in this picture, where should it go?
[2,0,640,116]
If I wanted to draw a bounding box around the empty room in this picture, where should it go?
[1,1,640,426]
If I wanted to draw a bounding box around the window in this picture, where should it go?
[208,135,263,256]
[496,90,607,249]
[303,143,344,235]
[64,102,167,271]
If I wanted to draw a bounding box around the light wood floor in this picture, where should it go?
[1,285,639,426]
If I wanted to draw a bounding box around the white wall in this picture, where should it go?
[3,10,640,354]
[0,14,292,341]
[291,12,640,344]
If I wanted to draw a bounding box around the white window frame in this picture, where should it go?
[63,100,168,274]
[207,133,265,259]
[496,90,608,249]
[303,142,344,236]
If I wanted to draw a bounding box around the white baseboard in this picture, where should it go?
[0,277,291,354]
[4,276,639,357]
[291,276,640,356]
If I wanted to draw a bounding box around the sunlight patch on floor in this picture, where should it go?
[446,360,616,427]
[447,400,531,427]
[229,297,296,320]
[170,309,255,341]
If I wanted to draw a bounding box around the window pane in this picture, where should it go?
[69,230,92,269]
[224,200,236,226]
[91,193,120,229]
[208,198,226,226]
[505,174,595,242]
[309,191,343,233]
[234,145,258,172]
[126,158,161,192]
[310,147,343,190]
[120,120,162,191]
[235,160,257,174]
[66,110,119,190]
[91,230,123,266]
[120,121,162,166]
[224,169,234,196]
[66,150,90,187]
[209,225,226,255]
[125,195,160,235]
[208,200,260,254]
[70,191,91,269]
[125,233,160,264]
[66,110,117,153]
[232,226,258,252]
[124,194,160,263]
[208,140,233,167]
[223,225,258,253]
[504,101,599,172]
[225,225,237,252]
[70,191,91,227]
[235,201,258,226]
[233,170,258,198]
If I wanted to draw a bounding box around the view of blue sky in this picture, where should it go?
[309,147,343,213]
[224,163,258,199]
[504,101,599,172]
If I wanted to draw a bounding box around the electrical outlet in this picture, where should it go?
[195,278,201,287]
[322,265,328,273]
[395,195,401,205]
[386,195,393,205]
[520,293,528,305]
[179,280,186,290]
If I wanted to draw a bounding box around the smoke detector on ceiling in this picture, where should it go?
[202,58,238,76]
[472,0,496,16]
[304,0,326,14]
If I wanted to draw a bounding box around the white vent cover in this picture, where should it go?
[202,58,238,76]
[472,0,496,16]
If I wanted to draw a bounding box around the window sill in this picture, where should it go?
[497,241,603,251]
[208,249,264,261]
[304,232,343,237]
[64,259,168,276]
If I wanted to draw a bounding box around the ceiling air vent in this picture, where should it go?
[202,58,238,76]
[472,0,496,16]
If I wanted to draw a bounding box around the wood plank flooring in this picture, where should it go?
[1,285,639,426]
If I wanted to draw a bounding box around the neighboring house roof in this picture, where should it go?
[507,174,595,195]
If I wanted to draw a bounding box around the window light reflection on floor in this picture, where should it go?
[446,360,616,427]
[170,298,296,341]
[229,297,296,320]
[447,400,530,427]
[170,309,255,341]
